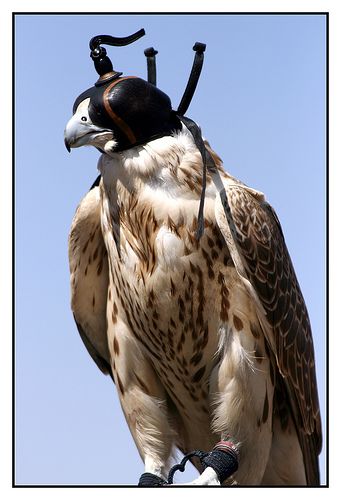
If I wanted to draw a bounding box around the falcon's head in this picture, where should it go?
[64,76,181,155]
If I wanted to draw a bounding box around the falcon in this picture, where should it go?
[64,30,322,486]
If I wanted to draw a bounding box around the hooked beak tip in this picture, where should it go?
[64,138,71,153]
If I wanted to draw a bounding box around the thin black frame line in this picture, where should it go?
[12,10,16,490]
[324,11,329,489]
[13,484,328,489]
[12,11,329,16]
[12,11,329,488]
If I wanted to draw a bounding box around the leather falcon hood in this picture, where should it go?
[71,29,206,152]
[73,75,181,152]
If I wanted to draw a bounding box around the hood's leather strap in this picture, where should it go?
[144,47,158,86]
[177,42,206,116]
[178,115,218,241]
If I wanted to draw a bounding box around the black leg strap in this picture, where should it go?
[167,442,239,485]
[138,472,167,486]
[202,450,238,484]
[202,441,239,483]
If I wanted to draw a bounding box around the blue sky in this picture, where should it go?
[15,13,326,485]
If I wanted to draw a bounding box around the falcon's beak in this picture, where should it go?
[64,98,114,153]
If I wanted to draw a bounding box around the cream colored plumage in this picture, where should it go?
[68,126,321,485]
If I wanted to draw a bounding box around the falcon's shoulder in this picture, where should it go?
[68,182,111,376]
[214,181,322,484]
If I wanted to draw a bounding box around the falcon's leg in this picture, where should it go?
[107,317,174,484]
[169,327,274,484]
[209,313,275,485]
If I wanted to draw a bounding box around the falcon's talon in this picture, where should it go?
[181,467,221,486]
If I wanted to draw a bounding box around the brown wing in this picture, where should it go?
[68,184,112,377]
[216,184,322,484]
